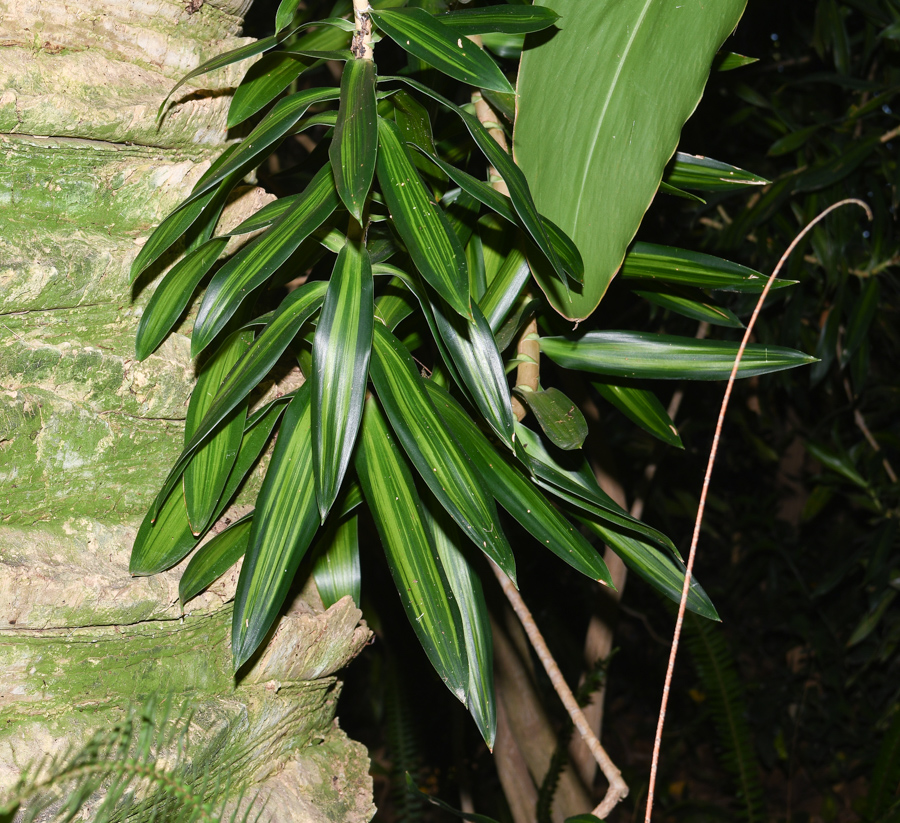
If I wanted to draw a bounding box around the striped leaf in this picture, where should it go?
[593,381,683,449]
[311,240,374,521]
[312,514,361,609]
[275,0,301,31]
[633,287,744,329]
[480,247,531,332]
[663,152,769,192]
[426,382,611,584]
[540,331,817,381]
[227,53,308,128]
[375,117,471,319]
[183,330,252,534]
[179,514,253,606]
[370,8,514,94]
[330,58,378,221]
[150,282,326,521]
[514,386,587,451]
[437,5,559,35]
[130,482,197,576]
[192,165,338,356]
[423,495,496,748]
[370,323,516,582]
[135,237,228,360]
[232,387,320,670]
[356,395,469,703]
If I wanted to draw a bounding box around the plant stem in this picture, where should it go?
[351,0,373,60]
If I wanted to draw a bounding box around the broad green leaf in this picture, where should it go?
[375,117,470,318]
[179,514,253,606]
[311,240,374,521]
[592,381,682,449]
[130,483,197,576]
[633,287,744,329]
[370,8,514,93]
[467,232,488,301]
[577,516,719,621]
[541,331,818,381]
[621,242,795,293]
[275,0,302,31]
[356,396,469,703]
[150,282,327,520]
[480,247,531,332]
[331,58,377,221]
[227,53,308,129]
[192,165,338,355]
[232,387,320,670]
[426,382,611,583]
[437,5,559,34]
[375,275,417,330]
[514,0,749,320]
[664,152,769,192]
[393,90,436,155]
[514,386,587,451]
[423,496,496,748]
[312,514,361,609]
[370,323,516,582]
[515,422,674,550]
[431,299,516,450]
[135,237,228,360]
[183,331,252,534]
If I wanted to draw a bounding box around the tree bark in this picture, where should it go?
[0,2,374,819]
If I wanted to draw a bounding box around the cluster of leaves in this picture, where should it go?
[129,0,818,756]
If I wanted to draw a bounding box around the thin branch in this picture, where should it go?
[492,563,629,819]
[644,198,871,822]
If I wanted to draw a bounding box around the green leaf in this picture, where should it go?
[356,396,469,703]
[370,323,516,582]
[577,516,719,621]
[149,282,327,521]
[633,286,744,329]
[663,152,770,191]
[437,5,559,34]
[431,299,516,450]
[480,247,531,332]
[393,90,436,155]
[312,514,362,609]
[714,51,758,71]
[179,514,253,606]
[227,53,308,129]
[275,0,302,31]
[406,774,501,823]
[423,495,496,748]
[232,387,320,670]
[426,382,611,583]
[130,483,197,576]
[541,331,818,381]
[592,381,682,448]
[311,240,374,521]
[621,242,795,293]
[370,8,514,93]
[182,331,252,534]
[135,237,228,360]
[330,58,378,222]
[805,441,869,489]
[192,164,338,356]
[842,276,879,367]
[514,0,749,320]
[375,117,471,319]
[514,386,587,451]
[494,296,539,353]
[658,180,707,203]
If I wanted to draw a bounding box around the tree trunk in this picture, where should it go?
[0,2,374,819]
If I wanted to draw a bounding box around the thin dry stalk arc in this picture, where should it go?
[643,198,872,822]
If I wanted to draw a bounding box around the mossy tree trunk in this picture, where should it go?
[0,2,374,819]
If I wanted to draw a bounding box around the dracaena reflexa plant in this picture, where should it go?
[129,0,814,747]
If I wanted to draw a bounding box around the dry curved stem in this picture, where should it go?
[643,198,872,822]
[491,563,629,819]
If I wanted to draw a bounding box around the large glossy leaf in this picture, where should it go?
[370,8,514,93]
[192,165,338,355]
[541,331,817,380]
[663,152,769,191]
[592,381,683,449]
[577,516,719,621]
[330,58,378,221]
[150,282,326,520]
[311,240,374,521]
[130,483,197,576]
[426,382,611,584]
[423,496,496,747]
[437,5,559,35]
[232,387,320,670]
[514,0,749,320]
[376,117,470,318]
[312,514,361,609]
[355,396,469,703]
[513,386,587,451]
[183,331,252,534]
[370,323,516,582]
[179,514,253,606]
[135,237,228,360]
[621,242,795,293]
